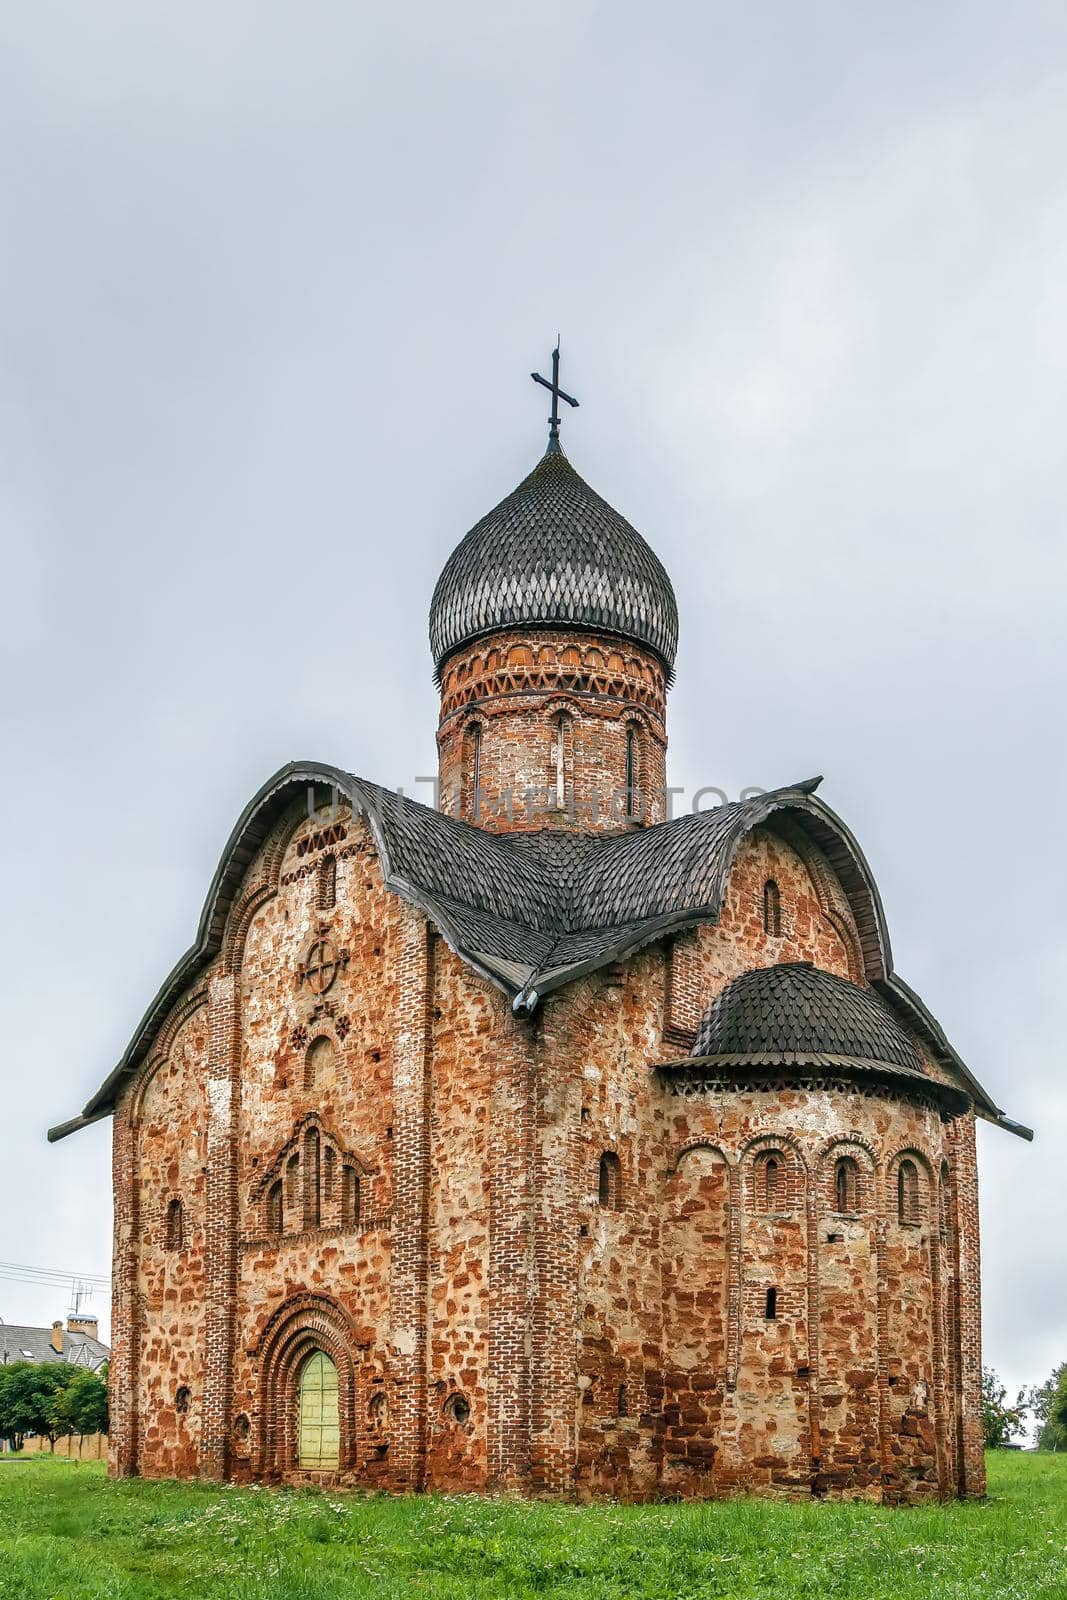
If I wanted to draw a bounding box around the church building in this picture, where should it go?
[52,355,1030,1501]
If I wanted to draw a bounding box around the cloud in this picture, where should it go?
[1,0,1063,1409]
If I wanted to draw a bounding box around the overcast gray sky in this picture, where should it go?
[2,3,1064,1415]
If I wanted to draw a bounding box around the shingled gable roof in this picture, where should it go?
[48,761,1030,1143]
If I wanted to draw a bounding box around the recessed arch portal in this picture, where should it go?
[255,1293,357,1477]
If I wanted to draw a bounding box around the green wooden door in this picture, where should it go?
[298,1351,339,1469]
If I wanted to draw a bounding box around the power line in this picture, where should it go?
[0,1259,109,1279]
[0,1277,111,1299]
[0,1260,110,1288]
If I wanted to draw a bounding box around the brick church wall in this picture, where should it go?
[109,792,980,1502]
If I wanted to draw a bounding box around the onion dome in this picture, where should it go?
[429,440,679,678]
[693,962,923,1073]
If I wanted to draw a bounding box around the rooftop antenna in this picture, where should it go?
[69,1280,94,1319]
[531,338,579,444]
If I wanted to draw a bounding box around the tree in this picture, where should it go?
[1052,1368,1067,1444]
[0,1363,76,1451]
[982,1366,1028,1449]
[49,1369,109,1450]
[1028,1363,1067,1452]
[0,1365,27,1452]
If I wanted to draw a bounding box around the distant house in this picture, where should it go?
[0,1315,108,1372]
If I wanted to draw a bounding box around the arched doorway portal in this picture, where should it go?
[299,1351,340,1469]
[254,1292,357,1477]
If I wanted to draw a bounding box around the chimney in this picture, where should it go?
[51,1321,64,1355]
[67,1314,99,1340]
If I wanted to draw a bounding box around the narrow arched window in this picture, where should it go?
[466,722,483,821]
[303,1127,321,1229]
[598,1151,622,1211]
[834,1156,859,1214]
[760,1154,781,1211]
[939,1163,952,1241]
[266,1179,283,1236]
[165,1197,184,1252]
[554,713,568,810]
[897,1159,920,1226]
[341,1165,360,1230]
[763,879,781,936]
[765,1287,778,1320]
[317,853,337,910]
[625,725,638,817]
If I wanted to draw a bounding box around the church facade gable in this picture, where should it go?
[665,825,861,1045]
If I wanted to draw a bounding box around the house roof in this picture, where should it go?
[428,441,679,676]
[0,1324,109,1371]
[47,761,1031,1144]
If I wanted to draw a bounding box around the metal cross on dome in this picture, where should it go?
[531,342,579,441]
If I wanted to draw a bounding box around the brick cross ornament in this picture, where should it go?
[299,938,348,996]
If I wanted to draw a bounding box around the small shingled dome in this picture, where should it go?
[693,962,924,1073]
[429,441,678,676]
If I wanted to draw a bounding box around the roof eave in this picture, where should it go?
[875,973,1032,1140]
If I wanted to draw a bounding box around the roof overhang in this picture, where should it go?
[49,762,1031,1145]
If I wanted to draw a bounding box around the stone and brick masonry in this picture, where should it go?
[54,427,1023,1502]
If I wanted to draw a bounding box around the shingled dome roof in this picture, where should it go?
[429,441,679,676]
[693,962,924,1073]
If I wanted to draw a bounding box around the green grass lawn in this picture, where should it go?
[0,1452,1064,1600]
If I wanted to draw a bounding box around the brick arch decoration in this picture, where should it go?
[542,694,583,723]
[885,1143,937,1223]
[884,1142,938,1184]
[666,1139,732,1176]
[128,989,209,1122]
[622,711,649,804]
[815,1133,878,1213]
[223,882,277,976]
[222,799,317,976]
[738,1130,808,1212]
[252,1110,376,1204]
[437,631,669,722]
[252,1292,360,1476]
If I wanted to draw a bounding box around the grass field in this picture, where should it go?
[0,1452,1064,1599]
